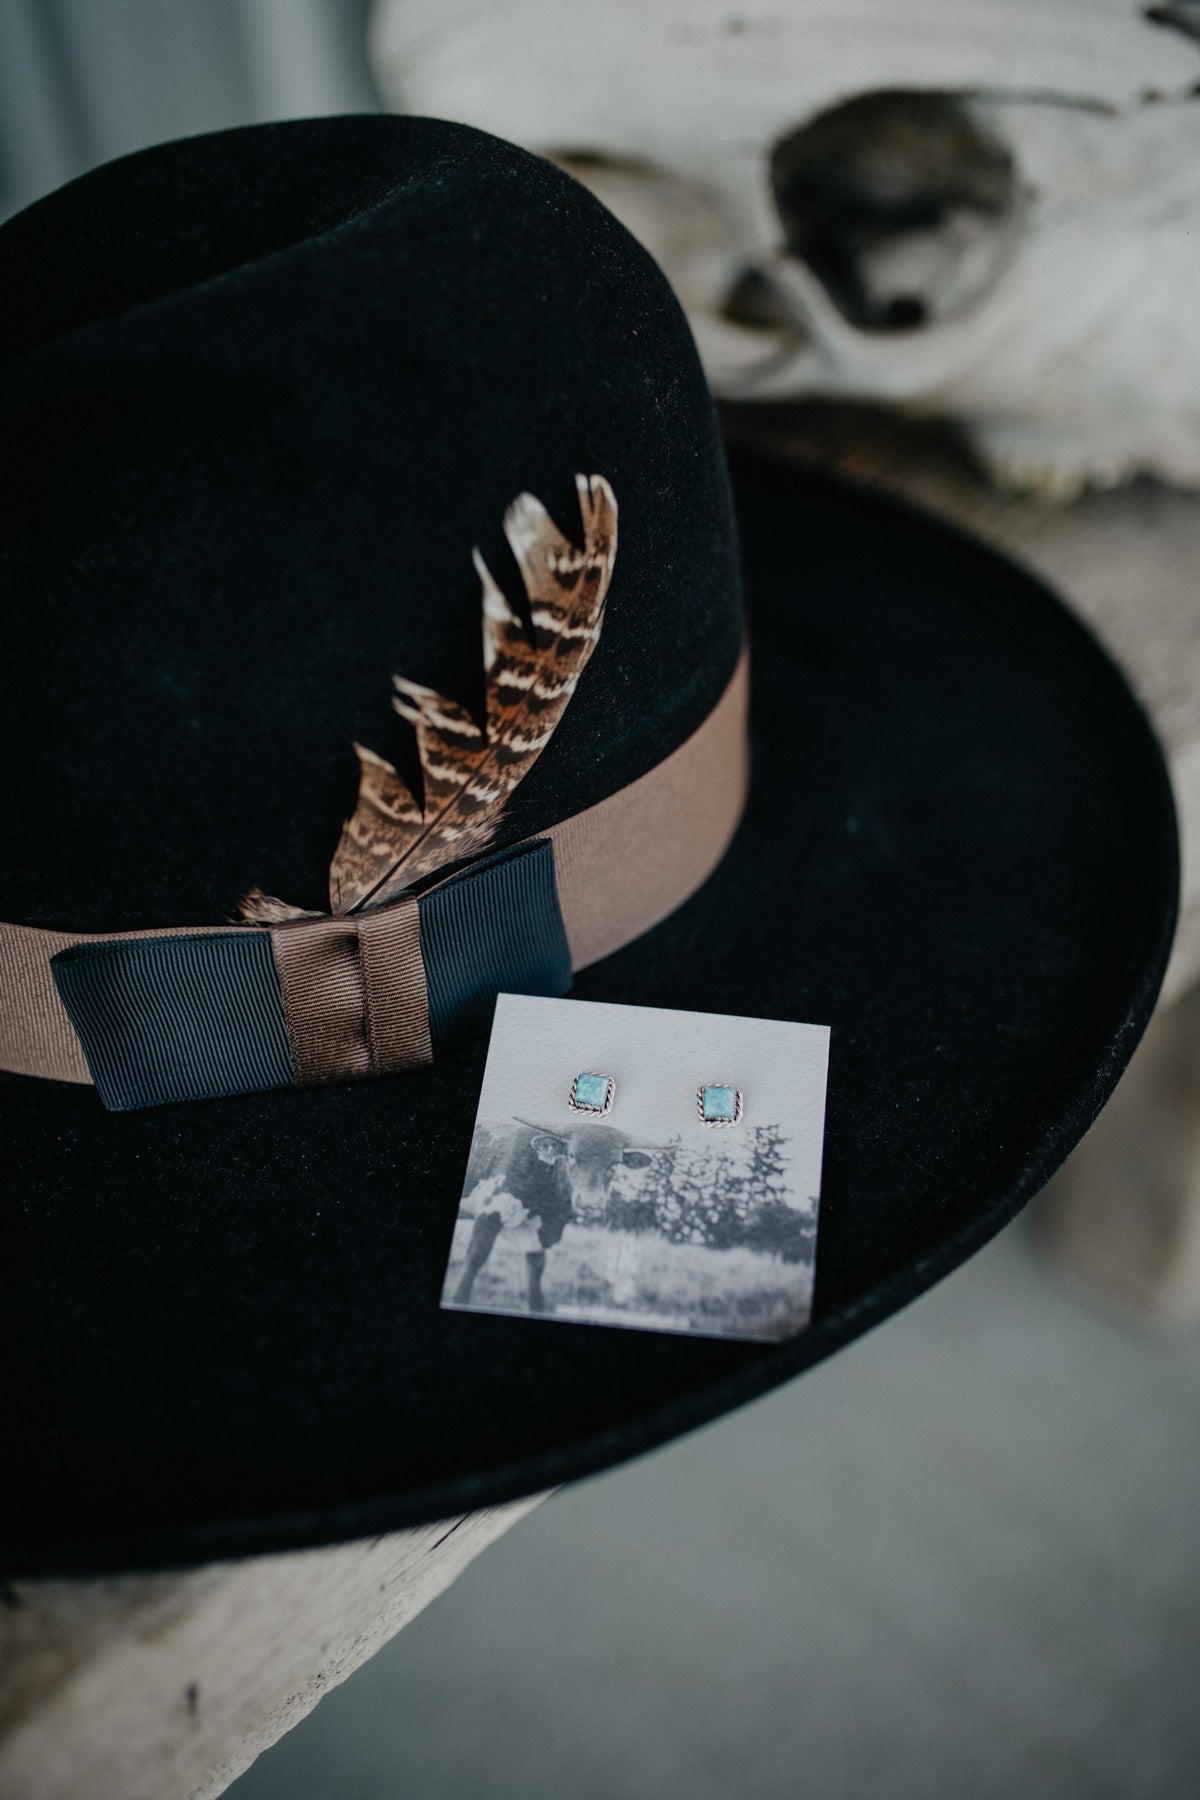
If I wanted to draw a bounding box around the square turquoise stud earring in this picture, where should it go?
[698,1083,743,1126]
[570,1072,616,1117]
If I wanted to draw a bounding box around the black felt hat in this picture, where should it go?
[0,116,1177,1574]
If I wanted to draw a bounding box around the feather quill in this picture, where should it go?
[238,474,616,924]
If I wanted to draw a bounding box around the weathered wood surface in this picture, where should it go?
[1046,983,1200,1325]
[0,1497,544,1800]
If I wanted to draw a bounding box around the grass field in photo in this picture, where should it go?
[442,1218,812,1341]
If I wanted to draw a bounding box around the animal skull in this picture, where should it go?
[371,0,1200,497]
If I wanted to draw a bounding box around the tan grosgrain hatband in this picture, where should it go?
[0,648,749,1089]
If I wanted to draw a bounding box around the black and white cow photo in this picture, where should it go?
[440,994,830,1341]
[441,1110,819,1342]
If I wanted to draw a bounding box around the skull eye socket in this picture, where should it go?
[621,1150,654,1170]
[769,89,1019,333]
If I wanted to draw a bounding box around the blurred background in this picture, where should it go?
[0,0,376,219]
[222,1222,1200,1800]
[3,2,1199,1796]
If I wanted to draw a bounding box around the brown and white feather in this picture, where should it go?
[238,474,617,922]
[237,886,322,925]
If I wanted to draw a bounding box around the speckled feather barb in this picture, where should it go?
[240,475,617,922]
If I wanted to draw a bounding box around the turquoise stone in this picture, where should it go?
[701,1084,738,1121]
[572,1072,611,1111]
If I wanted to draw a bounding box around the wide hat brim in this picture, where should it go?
[1,451,1177,1575]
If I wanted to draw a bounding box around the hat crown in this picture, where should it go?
[0,116,742,932]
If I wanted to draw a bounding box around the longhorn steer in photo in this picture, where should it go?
[453,1119,657,1313]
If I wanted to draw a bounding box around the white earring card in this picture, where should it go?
[441,994,831,1342]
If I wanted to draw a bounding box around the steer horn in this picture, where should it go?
[513,1116,665,1154]
[513,1116,566,1140]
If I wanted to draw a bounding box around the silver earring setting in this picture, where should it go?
[569,1071,616,1117]
[698,1083,743,1126]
